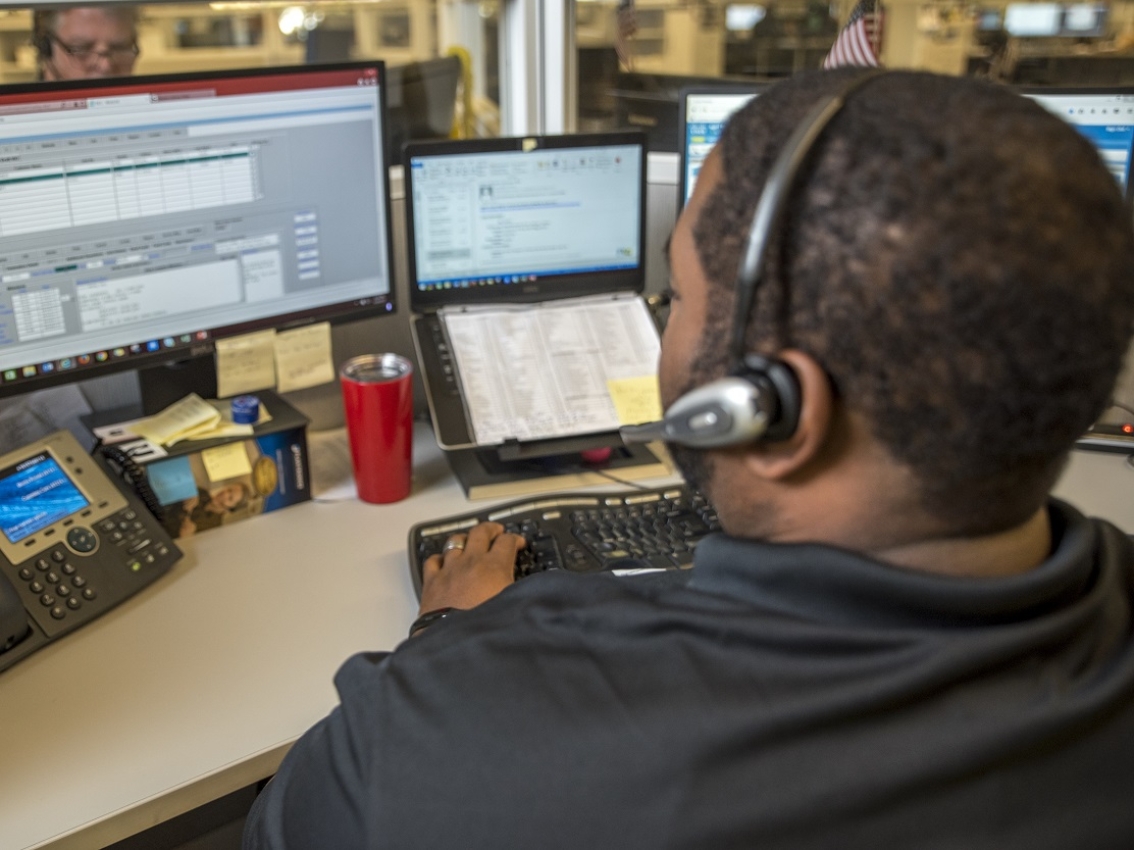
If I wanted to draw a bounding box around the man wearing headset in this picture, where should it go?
[244,69,1134,848]
[34,6,139,81]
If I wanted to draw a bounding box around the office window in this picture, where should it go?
[575,0,1134,147]
[0,1,503,147]
[577,0,840,146]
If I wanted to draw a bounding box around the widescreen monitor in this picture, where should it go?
[678,85,763,209]
[1021,88,1134,197]
[0,62,395,410]
[403,132,648,312]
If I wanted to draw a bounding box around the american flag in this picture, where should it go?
[616,0,637,69]
[822,0,884,69]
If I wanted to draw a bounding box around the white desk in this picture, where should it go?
[0,423,479,850]
[0,429,1131,850]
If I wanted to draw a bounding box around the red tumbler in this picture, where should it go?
[340,354,414,504]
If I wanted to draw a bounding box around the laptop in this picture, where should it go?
[404,131,652,455]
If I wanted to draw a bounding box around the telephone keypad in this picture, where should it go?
[15,506,170,633]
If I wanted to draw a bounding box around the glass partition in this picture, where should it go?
[0,1,502,148]
[577,0,1134,148]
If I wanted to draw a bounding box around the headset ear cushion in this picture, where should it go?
[736,353,801,441]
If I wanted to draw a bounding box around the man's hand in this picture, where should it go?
[419,522,526,614]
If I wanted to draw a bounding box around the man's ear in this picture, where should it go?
[742,349,834,480]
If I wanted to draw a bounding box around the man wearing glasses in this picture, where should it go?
[33,6,139,81]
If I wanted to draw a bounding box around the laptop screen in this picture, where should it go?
[1021,88,1134,198]
[679,86,762,209]
[404,132,647,312]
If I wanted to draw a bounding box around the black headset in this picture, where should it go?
[623,71,885,450]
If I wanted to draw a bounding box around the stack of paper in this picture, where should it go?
[441,294,663,446]
[131,394,262,447]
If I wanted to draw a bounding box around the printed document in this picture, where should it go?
[441,294,661,446]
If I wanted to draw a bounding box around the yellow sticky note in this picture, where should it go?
[201,442,253,482]
[607,375,663,425]
[275,322,335,393]
[216,329,277,398]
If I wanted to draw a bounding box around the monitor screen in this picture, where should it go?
[0,62,395,401]
[726,5,767,32]
[679,86,762,209]
[1005,3,1063,36]
[1021,89,1134,196]
[0,451,89,544]
[404,132,647,312]
[1061,3,1107,36]
[974,8,1004,31]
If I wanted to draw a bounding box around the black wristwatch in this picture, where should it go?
[408,607,459,637]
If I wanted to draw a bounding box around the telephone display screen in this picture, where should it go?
[0,453,89,544]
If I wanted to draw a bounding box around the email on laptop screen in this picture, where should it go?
[404,132,647,312]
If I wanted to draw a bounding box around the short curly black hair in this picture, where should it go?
[690,69,1134,534]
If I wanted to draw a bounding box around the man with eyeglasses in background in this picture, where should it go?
[33,5,139,81]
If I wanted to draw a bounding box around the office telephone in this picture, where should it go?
[0,430,181,674]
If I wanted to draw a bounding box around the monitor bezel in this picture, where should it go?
[1016,85,1134,201]
[0,61,397,400]
[677,83,765,212]
[403,131,648,314]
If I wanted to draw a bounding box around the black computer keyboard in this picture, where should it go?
[407,485,721,597]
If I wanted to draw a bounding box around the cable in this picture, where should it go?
[95,444,165,517]
[1107,400,1134,418]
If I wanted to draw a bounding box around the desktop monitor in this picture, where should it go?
[0,62,396,412]
[385,56,462,166]
[1005,2,1063,36]
[1020,88,1134,198]
[403,132,648,313]
[726,5,767,32]
[678,85,763,209]
[1003,1,1108,36]
[1060,3,1108,37]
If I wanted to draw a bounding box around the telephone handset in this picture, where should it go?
[0,430,181,674]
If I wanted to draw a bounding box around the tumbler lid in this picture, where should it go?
[341,353,412,383]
